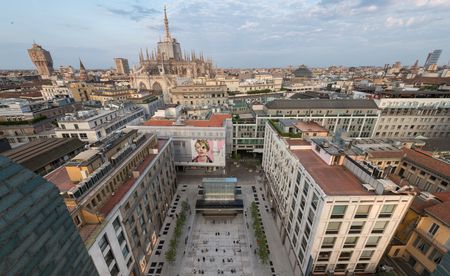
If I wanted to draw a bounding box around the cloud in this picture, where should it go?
[238,21,259,31]
[98,4,158,22]
[385,16,427,28]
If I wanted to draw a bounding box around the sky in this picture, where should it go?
[1,0,450,69]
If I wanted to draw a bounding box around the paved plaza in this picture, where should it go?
[179,214,254,276]
[146,161,294,276]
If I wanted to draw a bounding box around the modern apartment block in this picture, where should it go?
[55,105,144,143]
[45,130,176,275]
[374,98,450,139]
[233,99,379,154]
[262,123,414,275]
[0,156,98,275]
[388,192,450,275]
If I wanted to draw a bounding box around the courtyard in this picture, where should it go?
[146,163,294,276]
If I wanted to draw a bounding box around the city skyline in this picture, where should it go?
[1,0,450,69]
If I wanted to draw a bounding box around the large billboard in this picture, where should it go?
[173,139,225,167]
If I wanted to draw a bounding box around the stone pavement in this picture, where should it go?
[146,168,294,276]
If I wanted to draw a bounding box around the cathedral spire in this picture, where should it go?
[79,58,86,71]
[164,5,171,41]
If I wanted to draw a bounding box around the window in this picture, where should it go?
[344,237,358,248]
[335,264,347,272]
[413,237,431,254]
[303,181,310,196]
[326,222,341,234]
[372,221,388,234]
[311,193,319,210]
[112,217,121,232]
[62,133,70,138]
[339,251,352,261]
[379,204,396,218]
[307,209,315,225]
[349,221,365,234]
[321,237,336,248]
[99,235,109,252]
[428,223,440,236]
[301,237,308,251]
[304,224,311,239]
[355,205,371,218]
[110,263,119,276]
[79,133,88,139]
[118,231,126,245]
[314,265,327,272]
[428,248,442,264]
[331,205,347,219]
[355,263,368,272]
[74,124,79,130]
[127,257,133,268]
[318,251,331,261]
[360,250,374,261]
[366,236,380,248]
[104,250,115,266]
[122,244,130,258]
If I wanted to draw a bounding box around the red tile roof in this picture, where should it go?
[144,119,175,126]
[402,148,450,179]
[44,166,74,193]
[425,201,450,227]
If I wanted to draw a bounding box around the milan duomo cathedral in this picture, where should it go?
[130,7,215,102]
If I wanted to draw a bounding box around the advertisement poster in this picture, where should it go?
[172,139,225,166]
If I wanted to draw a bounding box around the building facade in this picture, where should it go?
[55,106,145,143]
[170,84,227,107]
[128,113,232,173]
[262,123,414,275]
[45,130,177,275]
[115,58,130,75]
[374,98,450,139]
[130,7,214,103]
[27,43,54,78]
[233,99,380,154]
[395,148,450,193]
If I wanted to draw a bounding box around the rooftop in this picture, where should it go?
[294,121,328,133]
[98,138,166,217]
[425,201,450,227]
[402,148,450,180]
[265,99,378,110]
[292,149,371,196]
[144,113,231,128]
[367,150,404,159]
[1,138,85,172]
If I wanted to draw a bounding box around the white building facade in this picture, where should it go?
[374,98,450,139]
[262,123,414,275]
[55,107,145,143]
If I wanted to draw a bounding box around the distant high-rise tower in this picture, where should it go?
[114,58,130,75]
[424,49,442,67]
[27,43,54,78]
[0,156,98,275]
[79,59,88,81]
